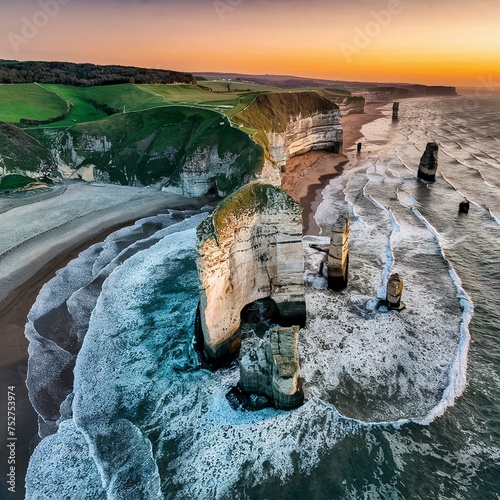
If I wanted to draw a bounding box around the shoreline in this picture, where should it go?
[0,188,216,499]
[0,102,385,497]
[281,103,385,234]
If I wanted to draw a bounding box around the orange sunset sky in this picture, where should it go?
[1,0,499,88]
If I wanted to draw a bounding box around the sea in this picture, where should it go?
[23,95,499,499]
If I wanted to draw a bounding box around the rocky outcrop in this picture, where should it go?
[196,183,306,362]
[386,273,405,310]
[331,96,365,116]
[417,142,439,182]
[328,217,350,290]
[234,92,343,173]
[239,326,303,410]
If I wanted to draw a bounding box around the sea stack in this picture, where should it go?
[239,325,304,410]
[459,199,470,213]
[386,273,405,311]
[417,142,439,182]
[392,102,399,120]
[328,217,350,290]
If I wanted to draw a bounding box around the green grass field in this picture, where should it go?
[8,83,265,126]
[136,83,247,109]
[0,83,68,123]
[37,83,165,126]
[201,80,285,93]
[0,174,37,191]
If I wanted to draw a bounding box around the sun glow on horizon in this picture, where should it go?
[0,0,499,88]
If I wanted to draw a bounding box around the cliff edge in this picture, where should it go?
[234,92,343,182]
[196,182,305,362]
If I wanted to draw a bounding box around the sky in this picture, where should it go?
[1,0,499,88]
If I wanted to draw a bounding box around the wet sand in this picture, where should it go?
[281,103,384,234]
[0,186,215,499]
[0,103,384,498]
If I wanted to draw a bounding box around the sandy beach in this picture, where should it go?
[0,103,383,497]
[0,184,215,498]
[281,103,384,234]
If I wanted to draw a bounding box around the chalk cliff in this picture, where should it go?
[28,107,263,197]
[234,92,343,174]
[0,123,57,177]
[336,96,365,116]
[196,182,305,362]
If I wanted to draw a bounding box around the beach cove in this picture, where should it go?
[4,96,499,499]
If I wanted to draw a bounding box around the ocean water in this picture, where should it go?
[24,96,499,499]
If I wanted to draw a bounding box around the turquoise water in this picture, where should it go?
[24,96,500,499]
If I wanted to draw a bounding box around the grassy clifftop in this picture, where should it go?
[29,106,263,191]
[198,182,300,243]
[233,91,339,133]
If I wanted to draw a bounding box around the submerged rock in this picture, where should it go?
[459,199,470,214]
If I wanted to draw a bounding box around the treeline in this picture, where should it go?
[0,60,196,86]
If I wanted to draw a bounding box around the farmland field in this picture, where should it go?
[37,84,165,126]
[201,80,285,93]
[0,83,68,123]
[0,82,317,129]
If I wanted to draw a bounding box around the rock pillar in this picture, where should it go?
[392,102,399,120]
[386,273,405,310]
[239,326,303,410]
[417,142,439,182]
[328,217,350,290]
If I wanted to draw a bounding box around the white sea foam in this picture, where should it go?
[26,97,500,499]
[410,209,474,424]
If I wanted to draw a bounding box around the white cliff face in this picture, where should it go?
[197,183,305,361]
[40,128,259,196]
[337,98,365,116]
[162,146,246,197]
[266,110,343,169]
